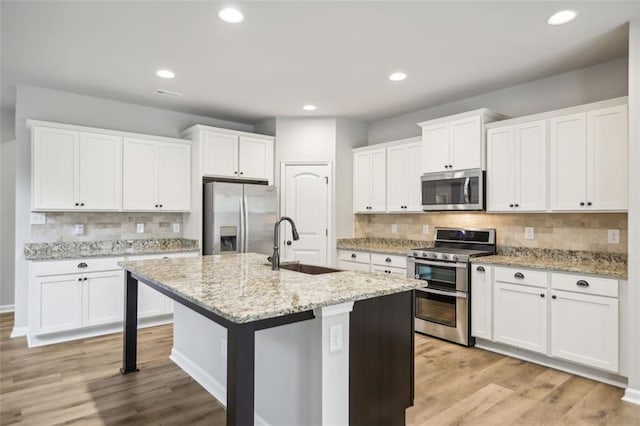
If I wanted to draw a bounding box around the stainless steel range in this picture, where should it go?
[407,227,496,346]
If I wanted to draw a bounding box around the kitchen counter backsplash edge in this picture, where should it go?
[24,238,200,261]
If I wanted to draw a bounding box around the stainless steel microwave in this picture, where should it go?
[421,169,485,211]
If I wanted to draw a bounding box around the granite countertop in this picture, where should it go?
[24,238,200,261]
[337,238,433,256]
[472,247,627,280]
[119,253,424,324]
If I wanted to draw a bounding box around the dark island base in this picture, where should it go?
[350,290,415,426]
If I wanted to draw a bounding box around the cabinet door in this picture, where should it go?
[516,121,547,211]
[450,116,482,170]
[587,105,628,211]
[202,131,238,177]
[549,113,587,211]
[33,275,83,334]
[123,138,157,210]
[239,136,273,181]
[78,132,122,210]
[405,142,423,211]
[156,142,191,211]
[353,151,372,213]
[386,145,406,212]
[32,127,78,210]
[422,123,449,173]
[551,290,618,372]
[471,264,493,340]
[487,126,515,212]
[494,282,547,354]
[370,148,387,212]
[84,270,124,327]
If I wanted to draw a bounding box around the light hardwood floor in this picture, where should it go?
[1,312,638,425]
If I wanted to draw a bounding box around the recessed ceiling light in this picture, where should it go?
[219,7,244,23]
[547,10,577,25]
[156,69,175,79]
[389,72,407,82]
[303,104,317,111]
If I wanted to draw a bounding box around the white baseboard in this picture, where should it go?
[170,347,270,426]
[10,326,28,338]
[476,339,628,388]
[622,388,640,405]
[0,304,14,313]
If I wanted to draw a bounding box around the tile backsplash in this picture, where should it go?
[355,213,627,253]
[30,212,184,243]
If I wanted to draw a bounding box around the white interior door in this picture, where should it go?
[282,164,330,266]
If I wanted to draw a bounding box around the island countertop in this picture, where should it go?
[119,252,423,324]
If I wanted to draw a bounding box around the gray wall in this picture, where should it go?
[368,57,629,144]
[9,84,253,325]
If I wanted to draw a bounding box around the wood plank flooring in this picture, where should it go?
[1,312,639,425]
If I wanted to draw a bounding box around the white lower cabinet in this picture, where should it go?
[473,264,622,375]
[84,270,124,327]
[35,275,84,334]
[336,249,409,277]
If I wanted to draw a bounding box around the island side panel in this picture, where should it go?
[349,290,415,426]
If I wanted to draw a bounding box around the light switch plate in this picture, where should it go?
[391,224,398,234]
[136,223,145,234]
[329,324,343,353]
[30,212,46,225]
[608,229,620,244]
[73,224,84,236]
[172,223,181,233]
[422,225,430,236]
[524,227,535,240]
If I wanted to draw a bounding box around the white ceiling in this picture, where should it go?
[1,1,638,125]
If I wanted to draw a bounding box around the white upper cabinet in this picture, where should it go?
[184,126,274,182]
[353,148,386,213]
[31,126,122,211]
[550,104,627,211]
[123,138,191,211]
[487,120,546,212]
[386,141,423,212]
[419,109,504,173]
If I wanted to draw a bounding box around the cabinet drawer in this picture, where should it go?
[371,265,407,277]
[494,266,548,288]
[370,253,407,269]
[32,257,125,277]
[338,250,370,264]
[551,273,618,298]
[338,260,371,272]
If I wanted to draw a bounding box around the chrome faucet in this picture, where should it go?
[272,216,300,270]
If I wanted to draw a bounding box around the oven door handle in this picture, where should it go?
[411,259,468,269]
[416,287,468,299]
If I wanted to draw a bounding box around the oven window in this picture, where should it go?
[415,264,456,291]
[416,291,456,328]
[422,176,479,205]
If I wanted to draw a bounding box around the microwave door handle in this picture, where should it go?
[417,287,468,299]
[464,177,470,204]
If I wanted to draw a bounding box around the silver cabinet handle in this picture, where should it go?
[576,280,589,287]
[514,272,525,279]
[476,266,485,272]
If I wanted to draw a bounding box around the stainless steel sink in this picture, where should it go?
[278,262,344,275]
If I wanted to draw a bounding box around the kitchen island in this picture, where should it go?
[119,253,423,426]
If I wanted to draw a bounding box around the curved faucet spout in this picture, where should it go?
[272,216,300,270]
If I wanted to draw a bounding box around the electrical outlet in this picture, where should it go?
[422,224,430,236]
[391,224,398,234]
[30,212,46,225]
[608,229,620,244]
[172,223,181,233]
[73,224,84,236]
[329,324,343,353]
[136,223,144,234]
[220,337,227,358]
[524,227,535,240]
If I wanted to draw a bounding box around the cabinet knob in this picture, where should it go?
[514,203,519,207]
[476,266,485,272]
[540,293,545,298]
[449,164,453,168]
[159,204,163,208]
[385,257,392,263]
[80,203,85,206]
[580,202,585,206]
[587,202,592,206]
[351,253,357,258]
[77,277,82,282]
[444,164,449,169]
[84,277,88,281]
[240,172,244,175]
[514,272,525,279]
[509,203,514,208]
[576,280,589,287]
[75,203,80,207]
[552,295,557,299]
[155,204,158,208]
[234,171,238,175]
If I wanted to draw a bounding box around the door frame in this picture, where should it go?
[280,161,334,266]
